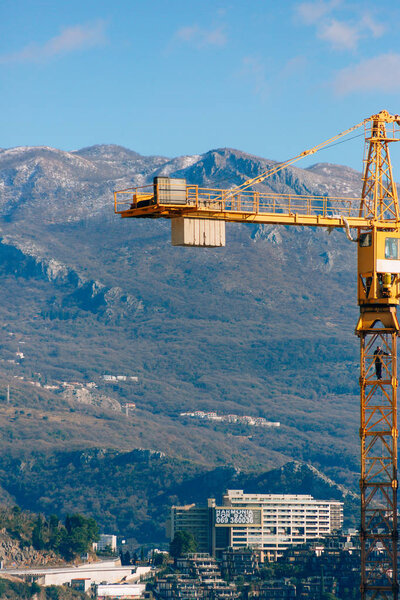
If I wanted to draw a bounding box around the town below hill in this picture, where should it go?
[0,500,359,599]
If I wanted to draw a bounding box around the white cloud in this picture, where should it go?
[318,19,359,50]
[239,57,269,99]
[0,20,107,64]
[280,55,307,78]
[361,14,385,38]
[295,2,385,51]
[333,53,400,95]
[175,25,227,48]
[296,0,340,25]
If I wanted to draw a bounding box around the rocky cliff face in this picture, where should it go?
[0,531,60,567]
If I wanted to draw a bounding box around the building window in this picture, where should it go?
[360,232,372,247]
[385,238,399,259]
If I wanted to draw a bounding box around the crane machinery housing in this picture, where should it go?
[115,110,400,600]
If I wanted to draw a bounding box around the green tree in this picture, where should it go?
[30,581,41,595]
[169,530,197,558]
[48,515,64,552]
[259,566,274,580]
[46,586,60,599]
[60,513,99,559]
[153,552,168,566]
[32,515,45,550]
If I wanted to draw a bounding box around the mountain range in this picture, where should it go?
[0,142,372,541]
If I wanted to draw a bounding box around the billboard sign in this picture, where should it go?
[214,508,261,526]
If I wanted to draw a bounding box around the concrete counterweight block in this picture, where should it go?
[171,218,226,247]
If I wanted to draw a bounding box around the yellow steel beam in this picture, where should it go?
[118,205,397,230]
[358,325,398,600]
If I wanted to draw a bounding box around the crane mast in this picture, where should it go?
[115,110,400,599]
[357,112,400,600]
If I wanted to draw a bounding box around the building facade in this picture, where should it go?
[170,490,343,561]
[97,534,118,552]
[169,499,216,554]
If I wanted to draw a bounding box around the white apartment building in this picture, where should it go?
[218,490,343,561]
[170,490,343,562]
[97,534,118,552]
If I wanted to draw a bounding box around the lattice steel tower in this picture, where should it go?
[357,112,400,599]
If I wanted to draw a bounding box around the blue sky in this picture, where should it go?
[1,0,400,169]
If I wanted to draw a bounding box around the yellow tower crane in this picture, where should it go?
[115,110,400,600]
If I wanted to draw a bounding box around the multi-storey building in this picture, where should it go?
[156,554,238,600]
[97,533,118,552]
[220,547,259,579]
[169,500,215,554]
[170,490,343,562]
[254,579,297,599]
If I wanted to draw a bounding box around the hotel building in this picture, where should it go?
[169,490,343,561]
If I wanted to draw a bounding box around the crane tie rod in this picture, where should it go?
[223,120,366,201]
[223,111,400,201]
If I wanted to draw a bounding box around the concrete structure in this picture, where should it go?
[171,217,226,248]
[103,375,138,382]
[97,583,146,598]
[170,490,343,561]
[2,560,152,588]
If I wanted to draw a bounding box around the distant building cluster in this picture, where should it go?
[155,553,237,600]
[11,376,99,392]
[103,375,139,382]
[169,490,343,562]
[180,411,280,428]
[10,375,138,391]
[155,536,361,600]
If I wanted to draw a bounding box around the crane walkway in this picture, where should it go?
[114,183,382,229]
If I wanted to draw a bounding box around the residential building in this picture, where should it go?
[98,534,118,552]
[169,500,216,554]
[156,554,238,600]
[297,576,337,599]
[220,547,259,579]
[252,579,296,599]
[170,490,343,562]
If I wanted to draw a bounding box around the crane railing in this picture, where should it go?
[186,185,359,218]
[114,182,361,220]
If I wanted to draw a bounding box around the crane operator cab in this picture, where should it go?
[358,230,400,305]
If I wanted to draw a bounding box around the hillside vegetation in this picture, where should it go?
[0,506,98,564]
[0,451,358,543]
